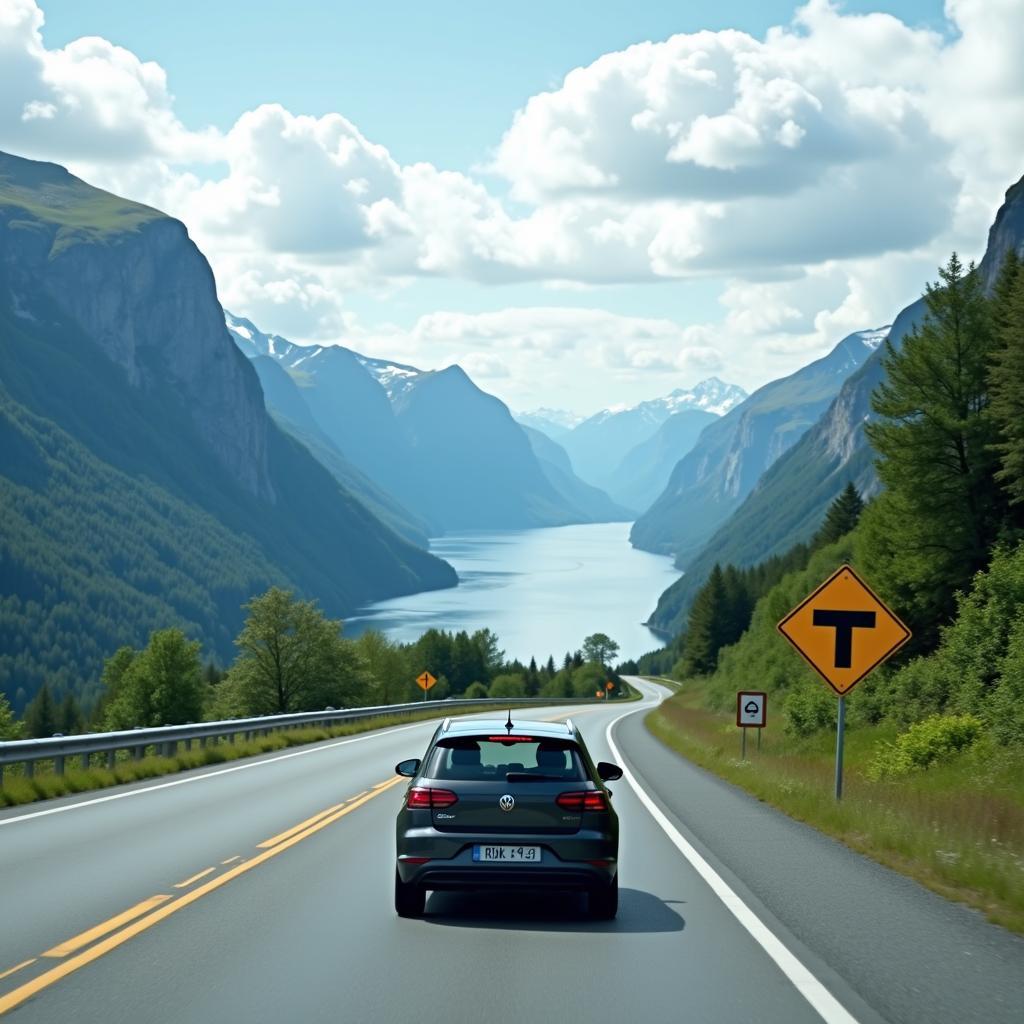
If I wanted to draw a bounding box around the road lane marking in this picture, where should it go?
[0,776,405,1016]
[0,722,429,827]
[0,961,34,982]
[173,868,216,889]
[220,856,242,865]
[41,896,171,958]
[0,704,581,827]
[257,803,346,848]
[606,685,860,1024]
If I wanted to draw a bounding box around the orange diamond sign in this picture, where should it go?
[416,671,437,691]
[777,564,911,696]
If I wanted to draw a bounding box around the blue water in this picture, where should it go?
[345,522,680,662]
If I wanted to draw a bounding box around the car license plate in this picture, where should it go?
[473,845,540,863]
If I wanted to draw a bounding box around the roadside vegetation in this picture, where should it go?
[0,702,546,809]
[630,252,1024,931]
[1,591,631,805]
[648,677,1024,933]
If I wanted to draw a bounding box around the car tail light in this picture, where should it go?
[556,791,607,812]
[406,787,458,809]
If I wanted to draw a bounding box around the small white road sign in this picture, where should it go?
[736,691,767,728]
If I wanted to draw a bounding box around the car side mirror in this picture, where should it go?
[597,761,622,782]
[395,758,421,778]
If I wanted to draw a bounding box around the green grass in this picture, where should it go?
[647,680,1024,934]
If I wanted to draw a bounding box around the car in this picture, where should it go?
[393,714,622,919]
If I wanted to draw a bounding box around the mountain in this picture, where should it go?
[645,174,1024,637]
[561,378,747,487]
[520,426,635,521]
[0,152,455,709]
[603,408,718,511]
[247,355,431,547]
[515,408,584,441]
[227,314,625,532]
[630,330,884,566]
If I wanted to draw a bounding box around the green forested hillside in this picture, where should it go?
[677,251,1024,746]
[0,153,455,713]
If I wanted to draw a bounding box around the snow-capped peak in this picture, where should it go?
[661,377,748,416]
[857,326,890,350]
[355,355,423,401]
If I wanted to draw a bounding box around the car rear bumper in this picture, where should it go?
[396,829,617,889]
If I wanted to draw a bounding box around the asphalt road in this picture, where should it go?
[0,679,1020,1023]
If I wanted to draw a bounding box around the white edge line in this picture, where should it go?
[0,717,439,827]
[0,703,585,827]
[606,681,860,1024]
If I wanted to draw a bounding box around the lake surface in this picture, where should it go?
[345,522,680,662]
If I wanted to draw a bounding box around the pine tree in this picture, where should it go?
[864,253,1007,639]
[24,682,57,738]
[56,692,84,734]
[989,250,1024,510]
[816,483,865,546]
[680,564,730,676]
[0,691,22,740]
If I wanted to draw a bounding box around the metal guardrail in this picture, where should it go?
[0,696,600,784]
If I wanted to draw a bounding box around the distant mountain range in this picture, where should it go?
[645,172,1024,636]
[227,314,631,532]
[532,378,745,503]
[631,329,884,569]
[0,151,455,708]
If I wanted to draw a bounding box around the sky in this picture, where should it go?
[2,0,1023,415]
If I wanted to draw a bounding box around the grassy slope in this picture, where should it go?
[646,679,1024,933]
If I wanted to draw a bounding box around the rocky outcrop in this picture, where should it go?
[0,153,271,499]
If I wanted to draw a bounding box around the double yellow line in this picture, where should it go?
[0,775,405,1016]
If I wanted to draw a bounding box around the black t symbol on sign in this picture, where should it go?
[812,610,876,668]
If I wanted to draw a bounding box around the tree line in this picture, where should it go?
[4,588,624,738]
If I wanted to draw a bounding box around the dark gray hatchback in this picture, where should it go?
[394,716,622,919]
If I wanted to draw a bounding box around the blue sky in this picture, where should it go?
[38,1,948,172]
[6,0,1019,414]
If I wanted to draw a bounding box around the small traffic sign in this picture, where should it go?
[416,671,437,691]
[736,691,767,728]
[777,564,911,696]
[595,690,605,699]
[605,681,615,691]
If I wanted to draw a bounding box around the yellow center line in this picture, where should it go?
[257,803,346,849]
[220,855,242,866]
[173,867,216,889]
[42,896,171,959]
[0,776,405,1017]
[0,961,34,983]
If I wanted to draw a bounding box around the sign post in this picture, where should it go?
[777,564,910,800]
[416,671,437,700]
[736,691,767,760]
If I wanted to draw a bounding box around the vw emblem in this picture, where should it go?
[499,794,515,812]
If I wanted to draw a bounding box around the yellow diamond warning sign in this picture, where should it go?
[416,671,437,691]
[777,564,911,696]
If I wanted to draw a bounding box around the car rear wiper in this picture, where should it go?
[505,773,567,782]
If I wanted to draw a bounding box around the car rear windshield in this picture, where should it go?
[426,736,587,781]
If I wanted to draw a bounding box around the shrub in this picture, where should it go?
[783,685,836,738]
[463,681,489,699]
[867,713,984,780]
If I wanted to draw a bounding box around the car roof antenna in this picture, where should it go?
[505,709,513,734]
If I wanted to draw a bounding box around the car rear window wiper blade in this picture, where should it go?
[505,772,567,782]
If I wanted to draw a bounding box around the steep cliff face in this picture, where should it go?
[0,153,271,499]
